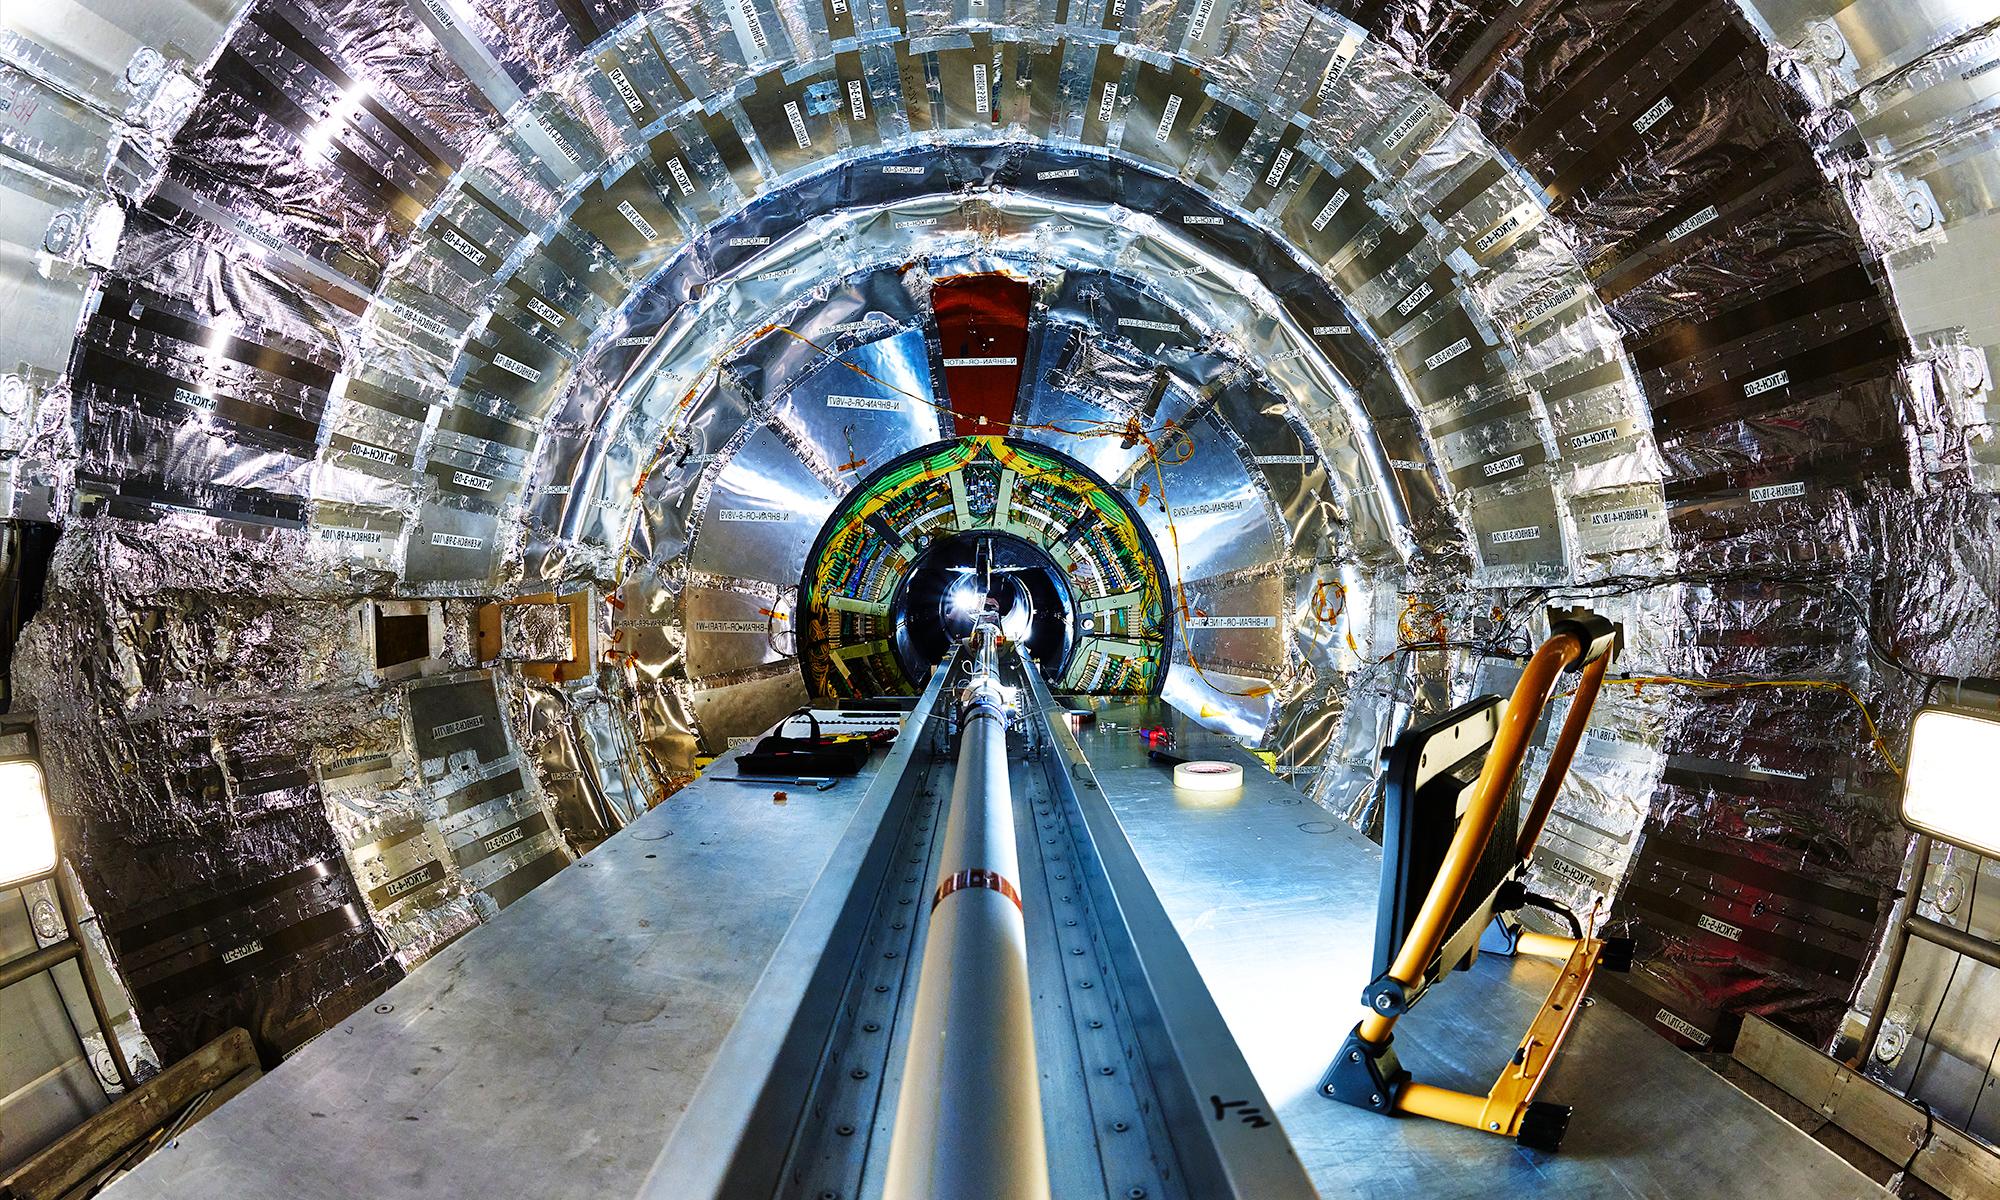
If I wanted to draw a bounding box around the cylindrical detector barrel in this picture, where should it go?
[882,625,1051,1200]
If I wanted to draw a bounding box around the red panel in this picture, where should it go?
[932,274,1031,435]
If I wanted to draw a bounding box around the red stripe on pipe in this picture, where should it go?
[931,867,1023,913]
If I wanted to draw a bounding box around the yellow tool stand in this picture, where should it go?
[1321,613,1628,1152]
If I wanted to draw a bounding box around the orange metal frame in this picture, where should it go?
[1344,623,1613,1145]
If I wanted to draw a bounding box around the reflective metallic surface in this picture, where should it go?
[1,0,1999,1184]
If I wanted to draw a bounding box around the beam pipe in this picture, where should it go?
[883,624,1051,1200]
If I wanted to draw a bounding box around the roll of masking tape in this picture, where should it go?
[1173,760,1244,792]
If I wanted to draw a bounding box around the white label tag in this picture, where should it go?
[1186,0,1216,40]
[944,356,1017,367]
[429,531,484,550]
[1655,1009,1711,1046]
[606,67,644,112]
[1156,95,1183,141]
[451,470,495,492]
[1490,525,1540,544]
[1633,95,1674,134]
[1743,370,1789,398]
[1590,506,1651,526]
[618,201,658,239]
[1424,337,1472,371]
[316,526,383,544]
[432,715,485,738]
[1097,82,1118,123]
[493,353,541,383]
[717,508,788,522]
[1667,205,1718,242]
[525,296,564,326]
[440,228,486,266]
[1569,426,1618,451]
[1482,452,1526,477]
[1382,105,1426,149]
[1312,188,1350,232]
[1749,481,1805,503]
[346,442,398,464]
[665,157,696,196]
[1038,168,1081,181]
[1697,914,1743,941]
[1473,213,1521,254]
[783,101,811,148]
[695,620,766,633]
[1396,281,1432,317]
[1252,454,1314,465]
[848,79,868,121]
[736,0,769,54]
[1188,615,1277,629]
[1263,148,1293,188]
[973,64,990,115]
[1119,317,1180,333]
[827,394,899,410]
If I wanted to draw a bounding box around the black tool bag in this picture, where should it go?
[737,709,871,776]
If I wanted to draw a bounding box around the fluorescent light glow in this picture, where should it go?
[1902,707,2000,856]
[0,760,56,888]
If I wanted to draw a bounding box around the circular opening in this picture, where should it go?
[890,530,1074,682]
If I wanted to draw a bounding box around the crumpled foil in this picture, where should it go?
[1,0,1990,1074]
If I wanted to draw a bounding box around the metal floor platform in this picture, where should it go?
[109,700,1886,1200]
[1073,701,1888,1200]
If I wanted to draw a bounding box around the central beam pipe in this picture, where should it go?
[882,624,1051,1200]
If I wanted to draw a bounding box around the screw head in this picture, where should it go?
[1324,1084,1337,1096]
[1349,1050,1362,1062]
[1374,994,1393,1010]
[1489,1122,1501,1131]
[1371,1094,1382,1106]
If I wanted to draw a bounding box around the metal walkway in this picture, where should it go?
[109,686,1884,1200]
